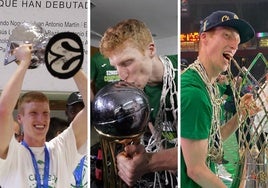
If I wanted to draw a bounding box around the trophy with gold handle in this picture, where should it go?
[91,81,150,188]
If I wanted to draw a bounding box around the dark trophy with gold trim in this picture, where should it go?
[92,81,150,187]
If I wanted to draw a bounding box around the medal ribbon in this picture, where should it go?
[21,141,50,188]
[73,155,86,186]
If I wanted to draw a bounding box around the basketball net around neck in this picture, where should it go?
[143,55,178,188]
[189,59,224,165]
[145,55,178,152]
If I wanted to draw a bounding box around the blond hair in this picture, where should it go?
[100,19,153,57]
[17,91,49,114]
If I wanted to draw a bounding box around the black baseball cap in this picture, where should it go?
[67,92,83,105]
[200,10,255,44]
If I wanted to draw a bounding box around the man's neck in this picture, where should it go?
[23,137,45,147]
[197,57,219,84]
[147,56,164,86]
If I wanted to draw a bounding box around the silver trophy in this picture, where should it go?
[4,22,84,79]
[4,22,49,69]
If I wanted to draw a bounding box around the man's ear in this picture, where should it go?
[17,114,22,125]
[200,32,208,44]
[200,32,206,39]
[148,43,156,57]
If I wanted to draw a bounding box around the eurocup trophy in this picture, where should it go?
[4,22,49,69]
[91,81,150,188]
[229,54,268,188]
[4,22,84,79]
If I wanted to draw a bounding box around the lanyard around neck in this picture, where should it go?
[21,141,50,188]
[73,155,86,186]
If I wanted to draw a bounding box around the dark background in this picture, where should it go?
[181,0,268,80]
[181,0,268,34]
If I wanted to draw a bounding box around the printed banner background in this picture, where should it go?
[0,0,88,92]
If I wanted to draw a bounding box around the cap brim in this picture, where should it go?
[67,100,83,106]
[214,19,255,44]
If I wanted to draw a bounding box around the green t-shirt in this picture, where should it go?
[144,55,178,141]
[180,68,213,188]
[90,52,120,93]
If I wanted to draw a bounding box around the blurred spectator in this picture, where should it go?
[66,91,88,188]
[90,52,120,100]
[181,58,189,72]
[65,91,85,123]
[46,117,69,141]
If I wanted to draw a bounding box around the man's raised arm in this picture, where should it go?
[0,45,31,158]
[71,69,88,150]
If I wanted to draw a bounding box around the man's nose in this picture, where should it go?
[118,69,128,81]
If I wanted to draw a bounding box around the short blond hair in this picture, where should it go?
[100,19,153,57]
[17,91,49,114]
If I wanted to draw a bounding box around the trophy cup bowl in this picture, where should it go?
[4,22,50,69]
[91,81,150,138]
